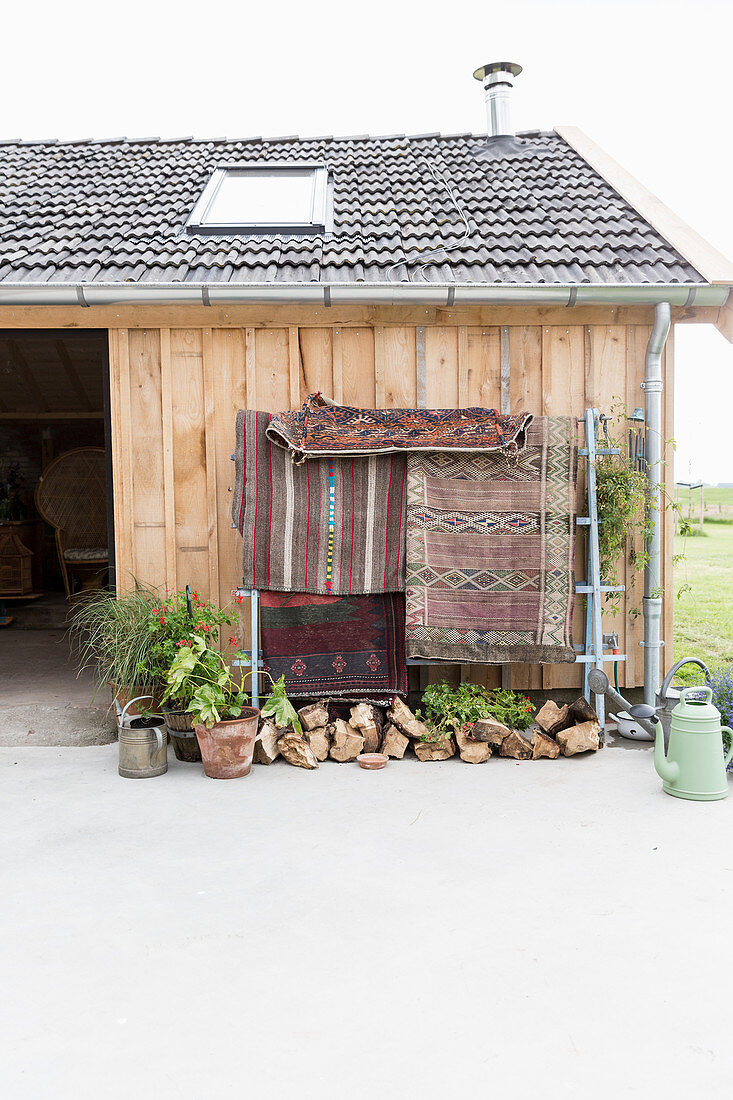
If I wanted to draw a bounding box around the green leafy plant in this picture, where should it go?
[260,675,302,734]
[71,582,161,698]
[418,681,534,741]
[143,587,239,699]
[163,638,302,733]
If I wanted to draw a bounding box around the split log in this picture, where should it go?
[254,719,281,765]
[387,697,430,740]
[328,719,364,763]
[455,726,492,764]
[499,730,534,760]
[414,736,455,761]
[556,719,601,756]
[471,717,512,748]
[531,729,560,760]
[298,701,330,731]
[380,723,410,759]
[349,703,382,754]
[568,696,597,725]
[278,732,319,769]
[535,700,571,736]
[306,725,331,762]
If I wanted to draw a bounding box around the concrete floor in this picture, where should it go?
[2,742,731,1099]
[0,627,115,745]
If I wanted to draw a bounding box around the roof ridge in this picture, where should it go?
[0,130,557,148]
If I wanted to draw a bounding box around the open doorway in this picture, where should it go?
[0,330,116,745]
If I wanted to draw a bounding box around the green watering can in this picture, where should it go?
[631,688,733,801]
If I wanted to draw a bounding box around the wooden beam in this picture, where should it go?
[0,411,103,420]
[159,328,177,591]
[202,328,221,606]
[7,338,49,412]
[0,301,721,332]
[53,337,94,410]
[556,125,733,286]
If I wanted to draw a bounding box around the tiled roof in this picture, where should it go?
[0,131,704,286]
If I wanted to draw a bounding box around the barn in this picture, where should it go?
[1,62,732,723]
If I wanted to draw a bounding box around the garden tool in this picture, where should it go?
[630,688,733,801]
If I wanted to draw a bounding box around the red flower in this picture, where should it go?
[229,636,239,647]
[234,593,244,606]
[158,617,166,626]
[151,608,161,616]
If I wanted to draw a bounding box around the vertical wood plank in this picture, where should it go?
[299,328,333,399]
[170,329,210,599]
[128,328,166,590]
[500,325,511,413]
[457,326,469,407]
[160,328,177,592]
[466,327,501,408]
[341,328,375,407]
[202,328,221,608]
[245,328,256,409]
[255,328,291,412]
[425,326,458,408]
[415,326,427,408]
[115,328,135,589]
[107,330,128,592]
[509,325,542,412]
[211,328,248,614]
[377,327,416,408]
[288,326,301,408]
[332,327,344,403]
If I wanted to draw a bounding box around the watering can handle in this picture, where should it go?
[723,728,733,769]
[118,694,153,727]
[680,686,713,706]
[659,658,711,700]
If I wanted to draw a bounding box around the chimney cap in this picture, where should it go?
[473,61,523,83]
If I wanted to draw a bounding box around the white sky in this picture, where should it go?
[5,0,732,482]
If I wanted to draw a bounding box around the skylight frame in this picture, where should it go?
[185,161,330,236]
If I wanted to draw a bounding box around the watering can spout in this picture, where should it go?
[630,703,680,784]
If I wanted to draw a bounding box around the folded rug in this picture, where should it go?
[267,393,532,459]
[233,411,406,594]
[405,416,578,664]
[259,591,408,699]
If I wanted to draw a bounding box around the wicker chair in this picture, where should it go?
[35,448,109,598]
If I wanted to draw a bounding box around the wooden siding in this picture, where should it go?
[108,318,676,690]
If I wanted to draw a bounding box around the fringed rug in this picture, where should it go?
[259,591,408,699]
[267,393,532,459]
[405,416,578,664]
[233,411,407,594]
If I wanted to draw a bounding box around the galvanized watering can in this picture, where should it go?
[115,695,167,779]
[631,688,733,802]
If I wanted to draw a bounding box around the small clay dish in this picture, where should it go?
[357,753,388,770]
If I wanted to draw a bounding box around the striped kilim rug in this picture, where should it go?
[405,416,578,664]
[259,591,408,699]
[233,411,407,595]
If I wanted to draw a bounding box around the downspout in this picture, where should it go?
[642,301,671,707]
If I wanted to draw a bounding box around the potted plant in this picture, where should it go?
[71,582,162,707]
[143,587,239,761]
[163,637,303,779]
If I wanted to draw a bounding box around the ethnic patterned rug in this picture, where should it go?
[267,393,532,459]
[259,591,408,699]
[405,416,578,664]
[233,411,407,594]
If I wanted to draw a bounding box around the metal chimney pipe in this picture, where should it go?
[642,301,671,707]
[473,62,523,137]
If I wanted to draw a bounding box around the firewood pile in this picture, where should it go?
[253,695,602,769]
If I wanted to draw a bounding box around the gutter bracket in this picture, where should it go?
[566,287,577,307]
[76,286,89,308]
[202,287,211,307]
[323,286,331,307]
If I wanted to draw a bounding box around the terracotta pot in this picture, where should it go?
[357,753,389,770]
[194,707,261,779]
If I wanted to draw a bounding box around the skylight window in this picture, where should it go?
[185,162,330,235]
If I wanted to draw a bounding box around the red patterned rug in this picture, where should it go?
[259,591,408,699]
[267,393,532,459]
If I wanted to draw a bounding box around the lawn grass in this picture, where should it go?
[673,516,733,673]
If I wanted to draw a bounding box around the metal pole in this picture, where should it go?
[250,588,260,710]
[641,302,671,707]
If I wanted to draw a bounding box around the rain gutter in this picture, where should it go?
[0,282,727,307]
